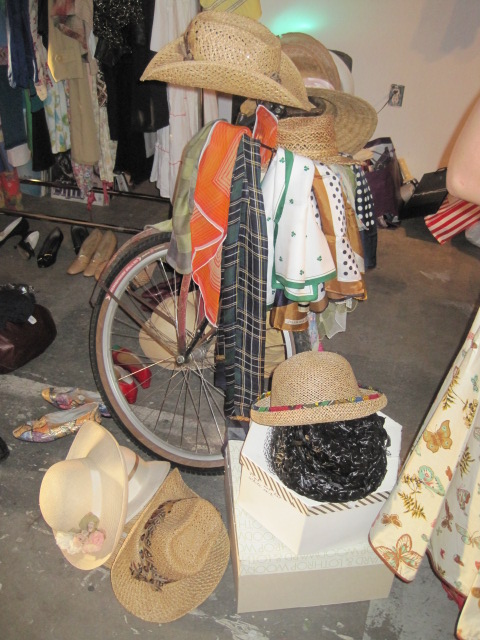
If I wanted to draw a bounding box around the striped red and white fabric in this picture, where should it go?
[424,194,480,244]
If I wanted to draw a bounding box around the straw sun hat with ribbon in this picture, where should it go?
[251,351,387,427]
[279,32,377,155]
[141,11,312,112]
[110,468,230,623]
[277,112,358,165]
[39,421,128,571]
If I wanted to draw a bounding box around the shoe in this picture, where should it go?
[37,227,64,268]
[41,386,111,418]
[94,260,108,282]
[71,225,89,254]
[0,217,29,247]
[112,346,152,389]
[83,230,117,277]
[67,228,102,275]
[12,403,101,443]
[16,230,40,260]
[114,365,138,404]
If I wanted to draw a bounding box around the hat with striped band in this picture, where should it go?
[251,351,387,426]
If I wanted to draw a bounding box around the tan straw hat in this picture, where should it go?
[280,33,377,155]
[279,32,342,91]
[39,421,127,570]
[111,468,230,623]
[251,351,387,426]
[277,113,358,165]
[141,11,312,111]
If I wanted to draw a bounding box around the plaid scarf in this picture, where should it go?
[217,135,268,420]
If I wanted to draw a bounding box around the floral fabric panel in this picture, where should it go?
[369,308,480,640]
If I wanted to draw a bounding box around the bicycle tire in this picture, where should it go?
[89,230,295,470]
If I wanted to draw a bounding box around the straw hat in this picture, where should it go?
[279,33,377,155]
[279,32,342,91]
[276,113,357,165]
[111,468,230,623]
[39,421,127,570]
[141,11,312,111]
[121,447,170,522]
[251,351,387,426]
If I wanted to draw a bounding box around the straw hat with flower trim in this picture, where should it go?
[251,351,387,427]
[39,421,128,570]
[110,468,230,623]
[141,11,313,112]
[279,32,377,155]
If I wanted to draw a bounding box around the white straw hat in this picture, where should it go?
[39,421,128,570]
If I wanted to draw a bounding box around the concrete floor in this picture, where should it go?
[0,187,479,640]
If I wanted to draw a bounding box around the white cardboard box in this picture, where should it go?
[238,412,402,555]
[225,441,395,613]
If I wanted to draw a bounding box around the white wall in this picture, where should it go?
[260,0,480,180]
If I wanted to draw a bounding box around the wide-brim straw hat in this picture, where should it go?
[280,33,377,155]
[279,32,342,91]
[141,11,312,112]
[121,447,170,522]
[277,112,357,165]
[39,421,127,570]
[251,351,387,426]
[111,468,230,623]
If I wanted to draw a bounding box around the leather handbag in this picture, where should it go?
[0,304,57,373]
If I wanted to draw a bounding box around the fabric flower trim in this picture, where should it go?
[55,513,106,555]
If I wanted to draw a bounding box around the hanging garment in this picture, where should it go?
[217,135,268,421]
[28,0,49,100]
[165,120,217,274]
[5,0,36,89]
[200,0,262,19]
[149,0,200,200]
[42,67,71,154]
[312,163,366,301]
[262,148,336,305]
[190,121,250,326]
[25,81,54,171]
[0,65,28,151]
[369,308,480,640]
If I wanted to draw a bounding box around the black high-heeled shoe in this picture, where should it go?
[16,230,40,260]
[37,227,64,268]
[71,225,89,254]
[0,217,29,248]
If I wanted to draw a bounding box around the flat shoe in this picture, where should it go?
[67,228,102,275]
[114,365,138,404]
[13,403,101,443]
[112,345,152,389]
[17,230,40,260]
[83,230,117,277]
[37,227,64,268]
[71,225,89,254]
[41,386,110,417]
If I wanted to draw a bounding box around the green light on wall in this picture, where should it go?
[266,11,327,36]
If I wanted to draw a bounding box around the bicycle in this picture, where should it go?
[89,226,302,471]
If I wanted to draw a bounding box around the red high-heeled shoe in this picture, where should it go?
[114,365,138,404]
[112,346,152,389]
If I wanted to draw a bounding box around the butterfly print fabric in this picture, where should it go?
[369,308,480,640]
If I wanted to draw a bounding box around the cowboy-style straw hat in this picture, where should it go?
[276,112,358,165]
[141,11,313,112]
[279,32,377,155]
[111,468,230,623]
[251,351,387,426]
[39,421,128,570]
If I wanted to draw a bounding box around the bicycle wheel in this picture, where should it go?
[90,230,294,470]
